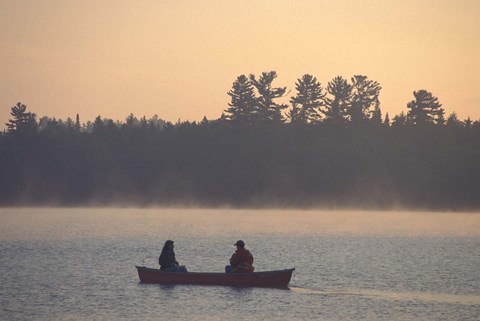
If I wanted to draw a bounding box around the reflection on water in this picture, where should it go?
[1,208,479,321]
[1,208,479,241]
[291,287,480,305]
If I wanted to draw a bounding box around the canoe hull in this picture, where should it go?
[135,266,294,288]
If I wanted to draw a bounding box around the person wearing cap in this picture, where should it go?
[158,240,188,272]
[225,240,254,273]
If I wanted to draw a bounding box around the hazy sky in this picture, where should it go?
[1,0,479,127]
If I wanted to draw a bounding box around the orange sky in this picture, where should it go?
[1,0,479,127]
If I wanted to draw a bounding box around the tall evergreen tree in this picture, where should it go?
[288,74,326,124]
[391,112,408,127]
[437,112,446,126]
[149,114,166,130]
[126,113,139,127]
[463,117,473,129]
[349,75,382,123]
[371,98,382,125]
[324,76,352,124]
[249,71,288,124]
[406,90,444,125]
[5,102,37,134]
[93,115,105,132]
[225,75,256,125]
[38,116,50,131]
[139,116,148,128]
[75,113,81,131]
[446,112,462,128]
[65,117,74,129]
[384,112,390,127]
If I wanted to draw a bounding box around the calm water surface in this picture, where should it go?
[1,208,479,320]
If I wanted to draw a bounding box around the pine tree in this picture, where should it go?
[224,75,256,125]
[249,71,288,124]
[5,102,37,134]
[75,114,81,131]
[288,74,326,124]
[463,117,473,129]
[349,75,381,123]
[384,113,390,127]
[446,112,462,127]
[126,113,139,127]
[93,115,105,132]
[406,90,444,125]
[371,98,382,125]
[392,112,408,127]
[324,76,352,124]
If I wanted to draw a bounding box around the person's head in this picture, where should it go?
[234,240,245,248]
[162,240,174,252]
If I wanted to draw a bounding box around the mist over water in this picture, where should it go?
[1,208,479,320]
[1,208,479,241]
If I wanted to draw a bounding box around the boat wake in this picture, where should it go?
[289,287,480,305]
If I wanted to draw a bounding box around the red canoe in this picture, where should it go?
[135,266,295,288]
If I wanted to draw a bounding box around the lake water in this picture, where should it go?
[1,208,479,320]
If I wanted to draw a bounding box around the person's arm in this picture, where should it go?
[159,253,167,266]
[247,251,254,265]
[159,252,174,267]
[230,253,240,266]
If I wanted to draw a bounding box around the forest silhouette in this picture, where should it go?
[1,72,479,210]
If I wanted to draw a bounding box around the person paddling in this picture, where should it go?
[225,240,254,273]
[159,240,188,272]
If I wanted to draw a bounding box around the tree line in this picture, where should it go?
[1,72,479,210]
[224,72,450,127]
